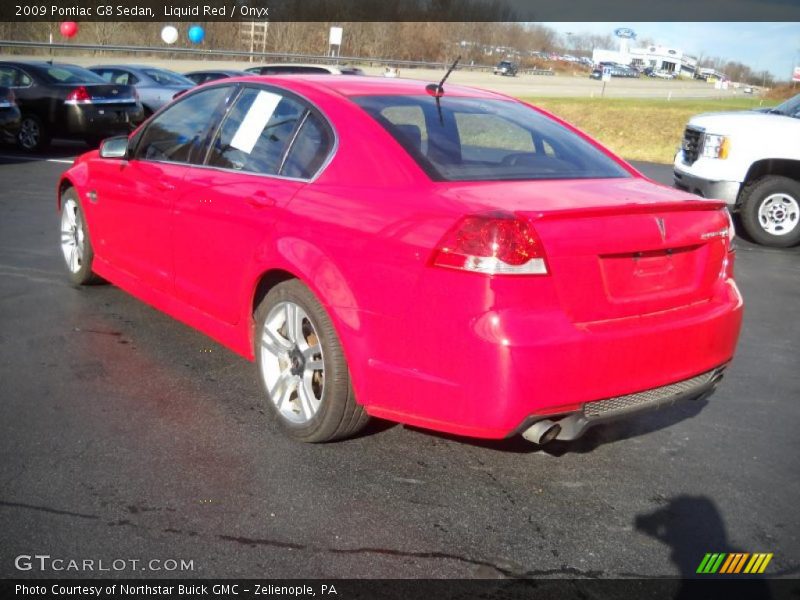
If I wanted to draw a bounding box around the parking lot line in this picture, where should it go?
[0,155,76,164]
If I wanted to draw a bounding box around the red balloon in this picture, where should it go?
[59,22,78,38]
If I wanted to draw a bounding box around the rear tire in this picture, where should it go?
[17,114,50,153]
[739,176,800,247]
[60,188,100,286]
[255,280,369,442]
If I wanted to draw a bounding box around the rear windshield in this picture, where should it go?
[353,95,630,182]
[143,69,193,86]
[38,65,106,84]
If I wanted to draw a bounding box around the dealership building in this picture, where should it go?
[592,44,698,77]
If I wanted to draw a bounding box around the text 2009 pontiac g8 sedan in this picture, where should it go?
[57,76,743,445]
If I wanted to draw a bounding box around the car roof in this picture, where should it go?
[0,60,80,68]
[89,65,156,70]
[186,69,248,75]
[230,74,508,100]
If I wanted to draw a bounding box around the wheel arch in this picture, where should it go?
[56,176,75,211]
[742,159,800,190]
[245,242,367,402]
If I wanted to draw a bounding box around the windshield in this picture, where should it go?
[771,94,800,118]
[39,65,106,84]
[142,69,194,87]
[354,95,631,182]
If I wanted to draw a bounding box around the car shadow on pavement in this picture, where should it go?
[402,395,711,454]
[0,139,87,163]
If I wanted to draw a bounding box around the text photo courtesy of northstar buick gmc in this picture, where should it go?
[56,75,743,445]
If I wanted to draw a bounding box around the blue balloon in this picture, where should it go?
[187,25,205,44]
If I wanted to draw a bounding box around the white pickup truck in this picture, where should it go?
[673,93,800,247]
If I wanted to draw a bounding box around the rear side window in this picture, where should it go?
[134,86,231,164]
[0,66,27,87]
[40,65,106,84]
[354,95,630,182]
[281,113,335,178]
[206,87,306,175]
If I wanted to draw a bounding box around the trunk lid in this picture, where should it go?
[439,177,731,322]
[58,83,138,106]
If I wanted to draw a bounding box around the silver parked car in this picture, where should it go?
[88,64,194,116]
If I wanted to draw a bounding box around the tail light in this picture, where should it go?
[432,213,548,275]
[722,208,736,279]
[724,208,736,252]
[65,86,92,105]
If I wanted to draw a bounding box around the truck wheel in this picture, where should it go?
[739,176,800,247]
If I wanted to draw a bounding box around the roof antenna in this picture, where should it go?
[426,55,460,125]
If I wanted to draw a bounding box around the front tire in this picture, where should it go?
[60,189,99,285]
[739,176,800,247]
[255,280,369,442]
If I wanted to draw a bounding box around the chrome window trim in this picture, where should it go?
[277,110,311,175]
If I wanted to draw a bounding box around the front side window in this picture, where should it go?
[206,87,306,175]
[354,95,630,182]
[134,86,231,163]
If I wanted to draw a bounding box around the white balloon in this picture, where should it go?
[161,26,179,45]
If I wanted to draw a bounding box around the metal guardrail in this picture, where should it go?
[0,39,557,75]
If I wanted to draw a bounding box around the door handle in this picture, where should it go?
[246,192,276,209]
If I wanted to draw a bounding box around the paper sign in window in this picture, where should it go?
[229,91,282,154]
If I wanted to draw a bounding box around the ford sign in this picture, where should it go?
[614,28,636,39]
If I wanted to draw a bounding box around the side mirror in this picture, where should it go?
[99,136,130,159]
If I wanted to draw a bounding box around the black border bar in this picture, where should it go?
[2,0,800,22]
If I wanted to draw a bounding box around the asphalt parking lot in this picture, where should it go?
[0,147,798,580]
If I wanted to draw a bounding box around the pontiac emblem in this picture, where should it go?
[655,217,667,242]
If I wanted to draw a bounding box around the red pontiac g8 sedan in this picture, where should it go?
[57,76,743,445]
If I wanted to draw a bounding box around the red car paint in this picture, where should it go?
[58,76,743,439]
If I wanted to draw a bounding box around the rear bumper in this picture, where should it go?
[517,364,727,441]
[363,278,743,440]
[672,157,740,206]
[64,104,144,138]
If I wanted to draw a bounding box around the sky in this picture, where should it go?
[545,22,800,80]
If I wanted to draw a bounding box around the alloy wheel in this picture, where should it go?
[19,118,40,151]
[259,301,325,424]
[60,198,85,273]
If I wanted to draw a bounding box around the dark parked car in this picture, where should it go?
[89,65,194,116]
[493,60,519,76]
[183,69,250,85]
[0,86,21,144]
[0,61,144,152]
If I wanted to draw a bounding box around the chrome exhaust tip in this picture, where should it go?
[522,419,562,445]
